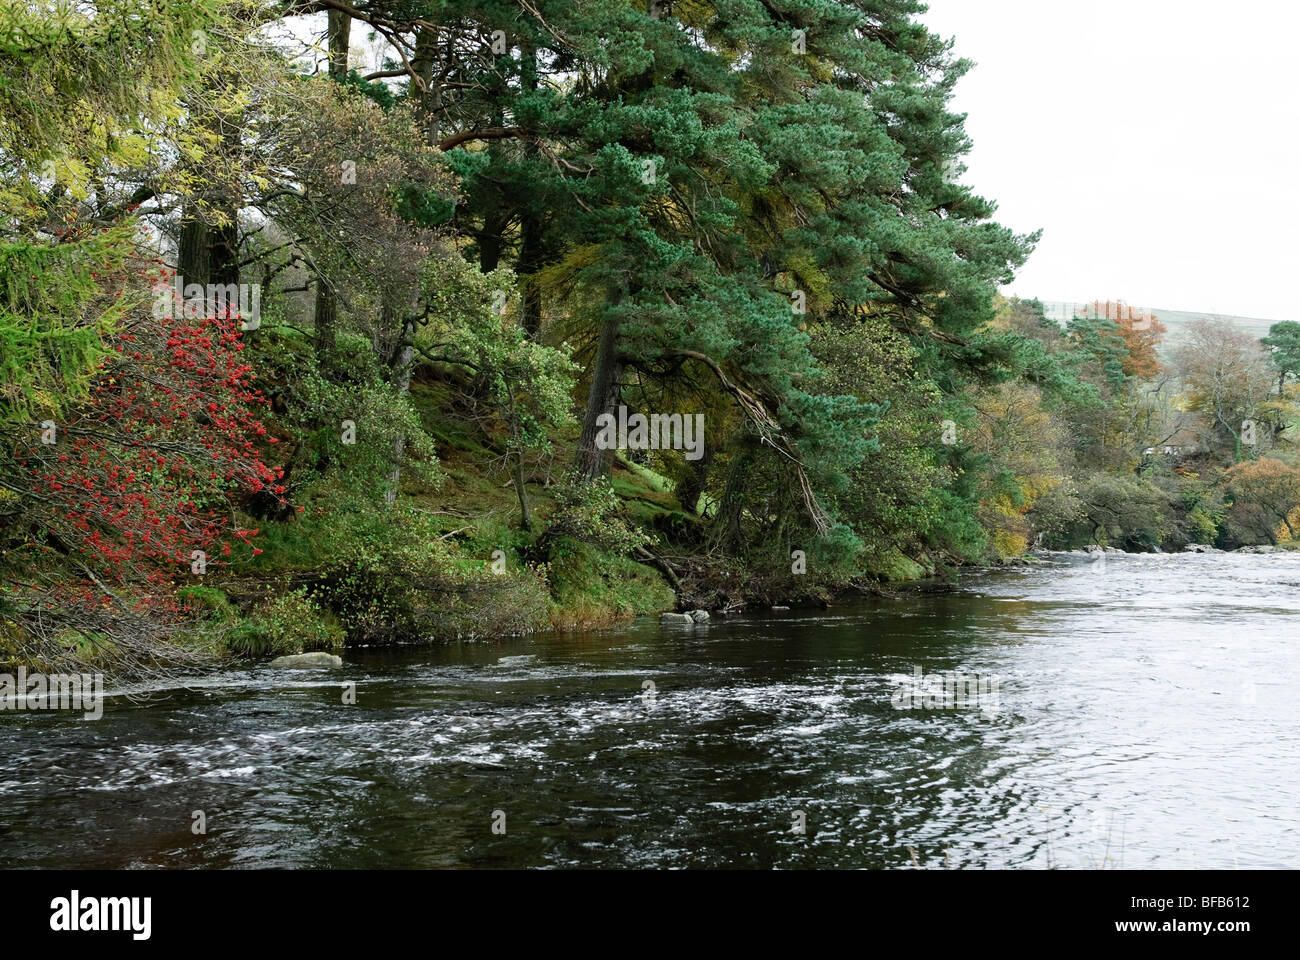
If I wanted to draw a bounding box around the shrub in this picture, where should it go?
[225,588,344,657]
[315,507,550,643]
[176,585,237,624]
[1052,472,1172,550]
[543,473,647,557]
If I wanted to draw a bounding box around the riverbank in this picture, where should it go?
[6,369,1297,680]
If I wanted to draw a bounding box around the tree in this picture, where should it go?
[1261,320,1300,394]
[1221,458,1300,545]
[968,381,1073,557]
[2,260,284,673]
[1074,300,1165,380]
[248,75,456,503]
[1173,318,1275,461]
[0,0,221,426]
[415,256,577,530]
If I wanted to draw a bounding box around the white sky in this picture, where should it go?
[921,0,1300,321]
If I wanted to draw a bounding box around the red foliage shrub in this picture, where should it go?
[9,262,286,612]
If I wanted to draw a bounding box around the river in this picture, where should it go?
[2,551,1297,869]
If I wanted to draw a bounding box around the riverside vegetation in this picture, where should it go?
[3,0,1299,679]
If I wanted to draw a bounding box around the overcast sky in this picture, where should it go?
[920,0,1300,321]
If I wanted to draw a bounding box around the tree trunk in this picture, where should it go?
[313,278,336,360]
[478,74,509,275]
[313,10,349,362]
[677,442,713,514]
[518,210,543,337]
[178,94,240,291]
[479,198,506,273]
[508,384,532,530]
[411,27,442,145]
[712,450,753,549]
[177,211,209,287]
[326,9,350,80]
[385,310,415,507]
[574,297,624,481]
[517,40,543,338]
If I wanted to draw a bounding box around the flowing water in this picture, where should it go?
[2,552,1298,869]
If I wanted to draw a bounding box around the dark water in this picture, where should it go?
[3,552,1298,869]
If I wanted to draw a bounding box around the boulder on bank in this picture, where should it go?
[269,652,344,669]
[688,609,710,623]
[1184,544,1222,553]
[1236,544,1282,554]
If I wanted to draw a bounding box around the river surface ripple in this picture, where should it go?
[2,552,1297,869]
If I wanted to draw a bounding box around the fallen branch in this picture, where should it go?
[635,544,683,592]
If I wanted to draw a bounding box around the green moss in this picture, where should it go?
[614,454,676,495]
[866,547,933,583]
[546,536,676,627]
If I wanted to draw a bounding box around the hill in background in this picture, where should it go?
[1037,300,1281,343]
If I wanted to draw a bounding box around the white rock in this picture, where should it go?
[269,652,343,669]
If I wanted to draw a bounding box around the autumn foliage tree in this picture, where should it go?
[0,0,282,672]
[1078,300,1165,379]
[1221,458,1300,546]
[1,256,284,672]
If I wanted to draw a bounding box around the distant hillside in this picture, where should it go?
[1146,307,1278,343]
[1037,301,1281,343]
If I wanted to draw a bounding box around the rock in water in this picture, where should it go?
[688,609,710,623]
[269,652,343,669]
[660,612,694,624]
